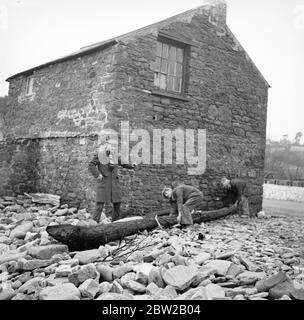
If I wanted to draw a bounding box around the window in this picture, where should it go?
[153,39,186,94]
[25,76,34,96]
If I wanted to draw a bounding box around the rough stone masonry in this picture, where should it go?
[0,1,269,215]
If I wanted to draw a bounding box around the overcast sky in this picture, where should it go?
[0,0,303,141]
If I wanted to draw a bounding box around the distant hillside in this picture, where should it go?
[265,134,304,180]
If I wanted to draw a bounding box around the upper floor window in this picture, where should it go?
[153,39,186,94]
[24,76,34,96]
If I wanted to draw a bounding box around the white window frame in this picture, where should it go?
[25,76,34,96]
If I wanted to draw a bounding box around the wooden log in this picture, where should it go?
[47,203,237,251]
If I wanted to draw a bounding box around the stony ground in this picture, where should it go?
[0,195,304,300]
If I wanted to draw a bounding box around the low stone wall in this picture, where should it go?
[263,183,304,202]
[265,180,304,188]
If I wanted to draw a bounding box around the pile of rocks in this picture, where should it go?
[1,195,304,300]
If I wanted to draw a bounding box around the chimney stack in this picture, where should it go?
[201,0,227,26]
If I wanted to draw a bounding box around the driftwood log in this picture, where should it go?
[46,203,237,251]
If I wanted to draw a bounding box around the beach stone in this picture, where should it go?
[10,222,33,239]
[256,271,288,292]
[55,208,69,216]
[39,283,80,300]
[74,249,101,265]
[269,279,295,299]
[237,271,266,285]
[203,260,232,276]
[110,280,124,294]
[22,259,53,271]
[11,293,35,300]
[134,263,155,285]
[0,251,27,265]
[79,279,99,299]
[146,282,161,296]
[96,264,113,282]
[99,282,112,294]
[96,292,134,300]
[17,272,32,284]
[227,263,245,278]
[148,267,165,288]
[55,265,73,278]
[162,285,178,299]
[113,265,133,279]
[0,287,15,300]
[19,277,47,294]
[68,263,98,287]
[163,266,197,290]
[28,244,68,260]
[46,274,70,286]
[123,280,146,293]
[205,284,226,300]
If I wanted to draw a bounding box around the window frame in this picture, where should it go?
[24,75,34,96]
[153,35,190,97]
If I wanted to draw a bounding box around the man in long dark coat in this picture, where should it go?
[88,144,136,223]
[221,177,251,217]
[162,185,205,226]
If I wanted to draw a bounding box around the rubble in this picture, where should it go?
[0,195,304,300]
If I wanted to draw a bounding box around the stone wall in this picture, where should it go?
[0,139,38,196]
[3,5,269,215]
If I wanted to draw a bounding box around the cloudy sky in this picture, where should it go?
[0,0,303,141]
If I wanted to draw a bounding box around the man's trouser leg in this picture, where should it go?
[92,202,104,223]
[112,202,121,222]
[180,205,194,226]
[239,195,250,216]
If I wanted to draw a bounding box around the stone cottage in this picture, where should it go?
[0,0,270,215]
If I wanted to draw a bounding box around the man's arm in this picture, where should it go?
[88,154,101,178]
[118,157,136,170]
[169,201,178,215]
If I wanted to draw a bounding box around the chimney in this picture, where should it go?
[200,0,227,26]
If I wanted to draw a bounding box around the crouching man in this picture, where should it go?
[162,185,205,226]
[88,142,136,223]
[221,177,252,217]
